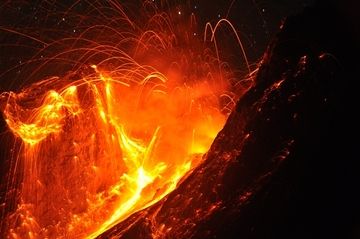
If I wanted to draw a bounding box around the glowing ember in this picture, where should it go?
[0,1,251,238]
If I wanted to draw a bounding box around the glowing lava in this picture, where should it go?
[0,1,250,238]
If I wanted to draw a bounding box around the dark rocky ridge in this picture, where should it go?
[100,3,360,239]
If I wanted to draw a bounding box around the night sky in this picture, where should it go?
[0,0,314,91]
[196,0,315,59]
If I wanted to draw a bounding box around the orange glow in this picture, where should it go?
[0,2,251,238]
[3,65,227,238]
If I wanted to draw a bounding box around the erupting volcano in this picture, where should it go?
[2,0,359,238]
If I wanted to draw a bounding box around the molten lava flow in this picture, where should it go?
[2,61,231,238]
[0,1,251,238]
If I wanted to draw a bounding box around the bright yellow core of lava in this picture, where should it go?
[3,64,226,238]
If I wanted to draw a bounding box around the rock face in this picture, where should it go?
[100,3,360,239]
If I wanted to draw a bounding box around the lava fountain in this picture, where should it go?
[0,1,252,238]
